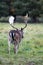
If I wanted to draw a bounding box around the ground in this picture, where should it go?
[0,23,43,65]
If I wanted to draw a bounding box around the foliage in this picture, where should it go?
[0,0,43,15]
[0,0,43,22]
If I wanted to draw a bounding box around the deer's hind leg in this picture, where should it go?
[14,40,19,54]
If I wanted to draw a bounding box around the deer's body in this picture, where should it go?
[8,29,24,54]
[8,13,28,54]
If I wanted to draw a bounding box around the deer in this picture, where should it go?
[8,13,28,54]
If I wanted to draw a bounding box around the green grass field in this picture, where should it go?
[0,23,43,65]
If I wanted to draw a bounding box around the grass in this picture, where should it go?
[0,23,43,65]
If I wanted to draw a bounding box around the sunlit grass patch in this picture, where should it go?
[0,23,43,65]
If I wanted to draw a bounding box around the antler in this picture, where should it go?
[9,16,18,30]
[9,13,28,30]
[10,24,18,30]
[21,13,28,30]
[21,23,27,30]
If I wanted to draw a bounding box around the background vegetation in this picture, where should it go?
[0,0,43,23]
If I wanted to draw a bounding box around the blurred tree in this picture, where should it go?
[0,0,43,23]
[0,2,8,16]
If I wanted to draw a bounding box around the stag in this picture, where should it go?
[8,14,28,54]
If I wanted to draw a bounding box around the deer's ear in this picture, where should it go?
[21,28,23,31]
